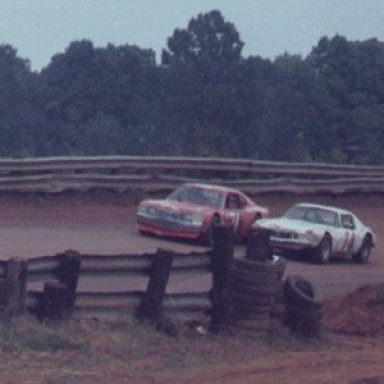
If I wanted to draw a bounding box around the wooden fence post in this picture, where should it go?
[39,249,81,321]
[0,279,7,310]
[55,249,82,317]
[209,224,234,334]
[137,248,174,322]
[39,281,69,321]
[246,227,272,261]
[0,258,28,316]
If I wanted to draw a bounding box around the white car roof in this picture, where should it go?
[293,202,353,216]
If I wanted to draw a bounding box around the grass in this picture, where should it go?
[0,312,334,383]
[0,313,90,353]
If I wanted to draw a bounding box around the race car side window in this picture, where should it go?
[226,194,241,209]
[238,195,248,208]
[341,214,355,229]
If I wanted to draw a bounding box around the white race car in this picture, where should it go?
[252,203,375,264]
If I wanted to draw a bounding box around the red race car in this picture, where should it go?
[137,183,269,245]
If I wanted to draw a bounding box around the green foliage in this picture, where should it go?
[162,10,243,66]
[0,11,383,164]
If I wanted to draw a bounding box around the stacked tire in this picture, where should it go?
[229,256,286,332]
[283,275,324,336]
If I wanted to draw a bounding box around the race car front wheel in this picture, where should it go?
[312,234,332,264]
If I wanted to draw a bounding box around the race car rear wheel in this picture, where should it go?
[312,234,332,264]
[352,235,373,264]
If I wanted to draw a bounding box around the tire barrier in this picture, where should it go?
[270,281,286,321]
[229,255,286,332]
[270,258,288,321]
[283,275,324,336]
[245,228,273,262]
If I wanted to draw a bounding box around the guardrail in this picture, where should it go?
[0,156,383,194]
[1,249,212,321]
[0,226,240,333]
[0,227,288,334]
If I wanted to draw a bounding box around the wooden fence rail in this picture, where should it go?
[0,155,383,194]
[0,226,237,331]
[0,226,287,335]
[0,250,211,317]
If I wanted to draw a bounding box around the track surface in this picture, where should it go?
[0,193,383,299]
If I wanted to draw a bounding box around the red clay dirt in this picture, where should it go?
[0,192,383,384]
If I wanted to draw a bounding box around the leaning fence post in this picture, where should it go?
[137,248,174,322]
[3,258,27,316]
[39,249,81,321]
[55,249,82,316]
[209,224,234,334]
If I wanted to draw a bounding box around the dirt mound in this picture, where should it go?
[324,284,384,336]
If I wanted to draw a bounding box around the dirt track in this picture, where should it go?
[1,192,384,384]
[0,192,383,299]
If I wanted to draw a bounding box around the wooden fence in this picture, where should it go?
[0,226,236,332]
[0,155,383,194]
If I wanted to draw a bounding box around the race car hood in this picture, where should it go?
[254,217,326,234]
[139,199,215,215]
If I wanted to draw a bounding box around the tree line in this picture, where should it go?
[1,10,384,164]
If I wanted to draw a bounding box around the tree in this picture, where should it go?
[162,10,244,66]
[0,44,43,157]
[307,36,384,163]
[39,40,157,155]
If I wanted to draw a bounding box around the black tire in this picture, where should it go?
[231,291,273,306]
[285,301,323,334]
[231,267,278,285]
[352,235,373,264]
[230,310,270,322]
[270,303,286,318]
[285,314,323,334]
[232,280,277,296]
[285,303,324,322]
[283,275,323,311]
[201,214,221,246]
[312,234,332,264]
[233,256,284,275]
[231,303,271,316]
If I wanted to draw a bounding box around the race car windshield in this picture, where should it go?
[283,206,339,227]
[168,186,224,208]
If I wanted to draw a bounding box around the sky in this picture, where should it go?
[1,0,384,71]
